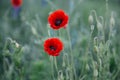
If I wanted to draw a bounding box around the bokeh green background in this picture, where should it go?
[0,0,120,80]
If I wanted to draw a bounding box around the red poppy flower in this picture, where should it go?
[48,9,69,30]
[11,0,22,7]
[43,37,63,56]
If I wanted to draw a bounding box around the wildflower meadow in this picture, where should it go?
[0,0,120,80]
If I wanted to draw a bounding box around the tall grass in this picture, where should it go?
[0,0,120,80]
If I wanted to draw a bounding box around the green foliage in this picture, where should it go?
[0,0,120,80]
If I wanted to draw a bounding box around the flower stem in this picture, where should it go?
[66,26,77,80]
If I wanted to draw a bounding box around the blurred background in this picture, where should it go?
[0,0,120,80]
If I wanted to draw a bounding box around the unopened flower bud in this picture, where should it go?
[15,42,20,48]
[88,14,94,24]
[86,64,90,71]
[110,16,115,27]
[93,69,98,77]
[90,25,94,31]
[97,22,103,31]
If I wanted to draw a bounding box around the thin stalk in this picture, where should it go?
[50,56,55,80]
[54,57,58,73]
[66,26,77,80]
[47,27,55,80]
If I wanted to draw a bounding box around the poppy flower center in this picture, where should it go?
[55,19,62,26]
[49,46,56,51]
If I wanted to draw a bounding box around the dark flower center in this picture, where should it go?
[55,19,62,26]
[49,46,56,51]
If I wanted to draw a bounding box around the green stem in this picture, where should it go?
[50,56,55,80]
[66,26,77,80]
